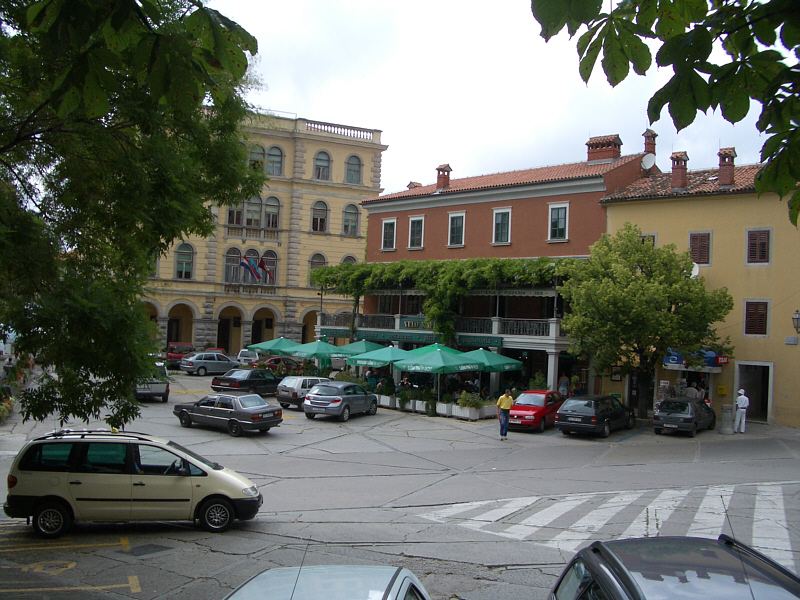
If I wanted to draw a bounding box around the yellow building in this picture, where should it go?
[143,112,387,351]
[602,148,800,427]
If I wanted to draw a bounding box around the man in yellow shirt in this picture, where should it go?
[496,388,514,440]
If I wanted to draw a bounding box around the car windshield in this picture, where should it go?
[515,393,546,407]
[167,441,222,470]
[659,400,691,414]
[561,399,595,414]
[239,351,258,359]
[310,385,339,396]
[238,395,268,408]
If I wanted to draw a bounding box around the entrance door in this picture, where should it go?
[737,363,771,422]
[167,318,180,343]
[217,318,231,352]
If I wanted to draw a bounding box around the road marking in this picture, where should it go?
[420,500,493,522]
[1,561,76,575]
[686,485,734,537]
[752,484,794,571]
[495,493,597,541]
[1,575,141,594]
[621,488,690,538]
[0,537,130,553]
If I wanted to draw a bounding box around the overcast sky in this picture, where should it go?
[212,0,764,195]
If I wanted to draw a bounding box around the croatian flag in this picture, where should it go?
[241,257,261,280]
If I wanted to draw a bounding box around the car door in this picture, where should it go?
[212,395,235,428]
[608,397,628,430]
[351,384,369,412]
[130,444,194,520]
[67,442,132,521]
[216,354,235,374]
[192,396,218,426]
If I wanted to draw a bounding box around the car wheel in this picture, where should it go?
[626,413,636,430]
[161,394,169,403]
[339,405,350,422]
[280,403,290,409]
[179,411,192,428]
[537,419,546,433]
[305,412,316,419]
[368,400,378,416]
[561,429,571,436]
[654,428,662,435]
[197,367,207,376]
[258,427,270,434]
[198,498,234,533]
[227,420,243,437]
[600,421,611,438]
[689,424,697,438]
[708,416,716,431]
[33,502,72,538]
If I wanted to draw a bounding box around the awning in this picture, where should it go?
[662,349,728,373]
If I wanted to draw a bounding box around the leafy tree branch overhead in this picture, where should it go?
[0,0,263,426]
[530,0,800,224]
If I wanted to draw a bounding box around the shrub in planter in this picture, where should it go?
[397,390,411,411]
[441,393,453,404]
[530,371,547,391]
[383,378,396,397]
[334,369,357,382]
[457,391,483,409]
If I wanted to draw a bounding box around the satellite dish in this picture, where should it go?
[691,262,700,278]
[641,153,656,170]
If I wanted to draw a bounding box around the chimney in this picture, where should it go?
[718,147,736,187]
[671,151,689,189]
[436,164,452,190]
[643,129,657,155]
[586,135,622,162]
[407,181,422,190]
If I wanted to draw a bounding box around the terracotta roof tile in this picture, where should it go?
[364,153,645,203]
[601,164,763,203]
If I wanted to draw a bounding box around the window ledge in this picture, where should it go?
[447,244,465,249]
[491,242,511,246]
[746,262,771,266]
[381,248,396,252]
[309,230,330,236]
[743,333,769,338]
[407,246,424,251]
[547,238,569,244]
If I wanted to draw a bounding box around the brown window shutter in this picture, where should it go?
[745,301,768,335]
[747,230,770,263]
[690,233,710,265]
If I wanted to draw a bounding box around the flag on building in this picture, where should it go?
[241,257,261,280]
[258,256,274,283]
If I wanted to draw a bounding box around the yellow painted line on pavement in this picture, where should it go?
[0,537,129,553]
[1,575,141,594]
[1,561,76,575]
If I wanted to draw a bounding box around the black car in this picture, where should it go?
[653,397,716,437]
[556,395,636,438]
[550,535,800,600]
[174,393,283,436]
[211,368,280,395]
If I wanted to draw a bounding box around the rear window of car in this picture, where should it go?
[561,399,596,414]
[226,370,250,380]
[20,442,75,471]
[659,400,690,414]
[515,393,546,407]
[239,351,258,359]
[238,395,268,408]
[310,385,339,396]
[280,377,299,387]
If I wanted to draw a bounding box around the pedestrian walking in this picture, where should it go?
[734,388,749,433]
[497,388,514,440]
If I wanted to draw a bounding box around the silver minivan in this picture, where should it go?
[276,376,330,409]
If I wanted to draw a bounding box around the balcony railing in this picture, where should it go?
[454,317,492,334]
[500,319,551,337]
[225,226,282,244]
[223,284,277,295]
[360,314,395,329]
[321,313,353,328]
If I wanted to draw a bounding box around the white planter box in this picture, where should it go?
[398,398,413,412]
[479,405,497,419]
[451,405,480,421]
[413,400,427,414]
[378,395,396,409]
[436,402,453,417]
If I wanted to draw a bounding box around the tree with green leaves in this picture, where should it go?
[556,223,734,416]
[0,0,263,426]
[530,0,800,224]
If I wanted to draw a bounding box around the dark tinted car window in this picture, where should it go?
[79,443,128,474]
[561,399,595,415]
[660,400,690,414]
[217,397,234,410]
[555,559,593,600]
[20,442,75,472]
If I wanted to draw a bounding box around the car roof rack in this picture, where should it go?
[34,429,158,443]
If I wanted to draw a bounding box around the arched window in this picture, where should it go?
[343,204,359,236]
[261,250,278,285]
[227,203,243,226]
[264,197,280,229]
[314,151,330,180]
[242,249,260,284]
[312,201,328,232]
[245,197,261,228]
[267,146,283,176]
[346,155,362,184]
[224,248,241,283]
[341,255,357,265]
[175,243,194,279]
[249,145,265,171]
[309,253,327,285]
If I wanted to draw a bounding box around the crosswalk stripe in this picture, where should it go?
[419,500,492,522]
[622,488,691,538]
[753,484,795,571]
[686,485,734,537]
[471,496,540,522]
[495,494,596,541]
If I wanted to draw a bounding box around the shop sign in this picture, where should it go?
[320,328,349,338]
[358,330,438,343]
[715,355,729,365]
[401,317,433,330]
[470,288,556,297]
[457,334,503,347]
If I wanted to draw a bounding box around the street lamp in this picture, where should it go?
[793,310,800,333]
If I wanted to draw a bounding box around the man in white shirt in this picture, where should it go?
[684,382,700,399]
[734,388,750,433]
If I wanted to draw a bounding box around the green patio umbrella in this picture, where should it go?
[460,348,523,372]
[346,346,412,368]
[288,340,356,360]
[407,343,462,356]
[247,337,301,356]
[394,349,483,401]
[338,340,385,355]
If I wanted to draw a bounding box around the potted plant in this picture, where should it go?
[397,390,410,411]
[452,391,482,421]
[436,392,454,417]
[411,386,426,413]
[422,388,437,416]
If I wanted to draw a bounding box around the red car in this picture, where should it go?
[251,356,302,373]
[509,390,566,433]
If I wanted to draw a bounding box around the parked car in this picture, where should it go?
[653,397,716,437]
[556,394,636,437]
[276,375,331,409]
[205,347,225,354]
[236,349,261,363]
[179,352,241,376]
[303,381,378,422]
[224,565,432,600]
[164,342,193,369]
[174,392,283,436]
[211,368,280,396]
[509,390,566,433]
[134,361,170,403]
[256,355,302,373]
[550,534,800,600]
[3,429,262,538]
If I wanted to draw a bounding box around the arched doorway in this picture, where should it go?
[217,306,244,354]
[167,304,194,345]
[251,308,277,345]
[302,310,319,344]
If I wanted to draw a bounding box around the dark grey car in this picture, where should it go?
[550,534,800,600]
[653,397,716,437]
[180,352,241,376]
[174,393,283,436]
[303,381,378,422]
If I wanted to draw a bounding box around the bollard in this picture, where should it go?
[720,404,735,435]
